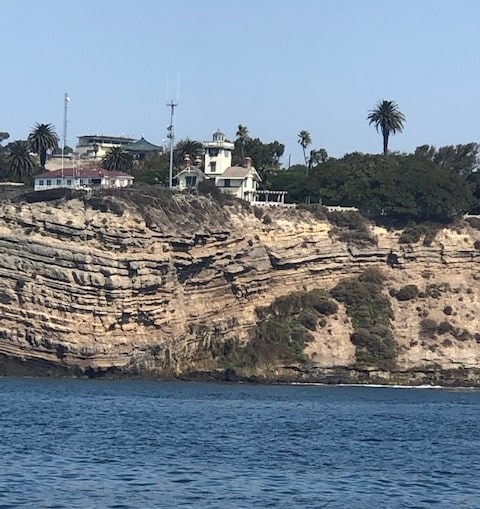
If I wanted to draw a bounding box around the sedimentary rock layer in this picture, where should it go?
[0,193,479,384]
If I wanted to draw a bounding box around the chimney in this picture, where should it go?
[243,156,252,169]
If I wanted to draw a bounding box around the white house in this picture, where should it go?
[34,167,134,191]
[175,155,206,190]
[215,157,261,201]
[175,131,262,202]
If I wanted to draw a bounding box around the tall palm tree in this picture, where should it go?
[236,124,250,161]
[101,146,133,172]
[28,123,59,168]
[6,140,36,180]
[298,130,312,168]
[367,100,406,156]
[174,138,203,166]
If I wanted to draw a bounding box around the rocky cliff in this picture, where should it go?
[1,189,479,385]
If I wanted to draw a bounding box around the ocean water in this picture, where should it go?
[0,379,479,509]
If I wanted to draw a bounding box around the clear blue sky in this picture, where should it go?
[2,0,479,164]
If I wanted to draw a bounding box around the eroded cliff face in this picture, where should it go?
[1,192,479,384]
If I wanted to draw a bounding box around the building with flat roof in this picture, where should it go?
[76,135,136,159]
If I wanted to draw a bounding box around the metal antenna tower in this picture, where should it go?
[61,92,70,180]
[167,99,178,189]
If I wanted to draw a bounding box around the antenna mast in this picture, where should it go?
[62,92,70,181]
[167,99,178,189]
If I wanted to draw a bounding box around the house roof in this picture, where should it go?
[77,135,135,143]
[220,166,261,180]
[124,137,162,152]
[176,166,204,178]
[34,167,133,179]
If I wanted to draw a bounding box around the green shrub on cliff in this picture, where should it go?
[327,210,377,247]
[395,284,419,301]
[217,288,338,370]
[398,222,441,246]
[331,269,397,367]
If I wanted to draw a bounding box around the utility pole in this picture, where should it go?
[62,92,70,181]
[167,100,178,188]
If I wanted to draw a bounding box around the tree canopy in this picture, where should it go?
[174,138,203,167]
[28,123,59,168]
[271,146,477,221]
[101,146,133,172]
[232,136,284,188]
[5,140,37,181]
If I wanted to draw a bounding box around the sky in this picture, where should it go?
[1,0,480,164]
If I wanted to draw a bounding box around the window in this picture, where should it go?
[38,179,44,186]
[224,179,231,188]
[208,148,219,157]
[79,179,84,185]
[209,161,217,173]
[185,176,197,187]
[46,180,51,186]
[56,179,62,185]
[66,179,72,185]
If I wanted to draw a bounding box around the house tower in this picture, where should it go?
[203,130,234,178]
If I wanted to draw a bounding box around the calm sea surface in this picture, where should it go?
[0,379,479,509]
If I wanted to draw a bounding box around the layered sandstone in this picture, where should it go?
[0,191,479,384]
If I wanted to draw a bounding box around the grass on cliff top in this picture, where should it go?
[10,184,246,229]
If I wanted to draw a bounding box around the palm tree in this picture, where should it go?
[101,146,133,172]
[367,100,406,156]
[6,140,36,180]
[28,123,59,168]
[174,138,203,166]
[298,130,312,168]
[236,124,250,161]
[308,148,328,171]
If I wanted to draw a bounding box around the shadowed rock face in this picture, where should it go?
[0,192,480,385]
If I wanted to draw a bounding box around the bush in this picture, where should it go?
[420,318,438,339]
[358,268,386,285]
[426,284,441,299]
[443,305,453,315]
[312,298,338,316]
[398,222,441,246]
[331,270,396,366]
[395,284,419,301]
[232,287,339,368]
[327,210,376,247]
[350,326,396,364]
[298,311,317,331]
[398,223,424,244]
[297,204,328,221]
[437,321,455,335]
